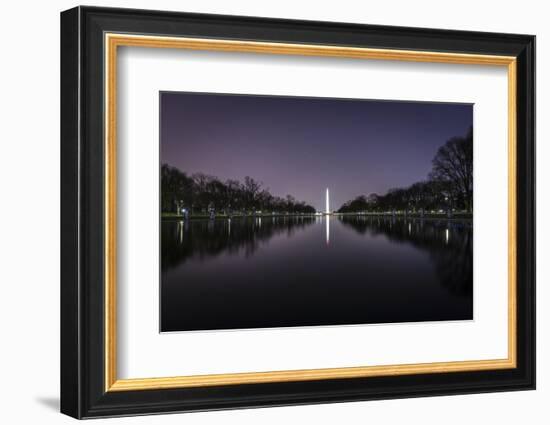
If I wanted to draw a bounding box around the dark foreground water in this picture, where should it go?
[161,216,473,332]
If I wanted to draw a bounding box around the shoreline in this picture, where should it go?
[161,212,473,220]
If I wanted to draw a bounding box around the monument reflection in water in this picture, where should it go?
[161,215,473,332]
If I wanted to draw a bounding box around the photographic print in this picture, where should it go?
[160,92,473,332]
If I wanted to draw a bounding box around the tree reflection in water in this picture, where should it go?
[162,215,472,298]
[338,216,472,297]
[161,216,316,271]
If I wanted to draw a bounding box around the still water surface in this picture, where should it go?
[161,216,472,332]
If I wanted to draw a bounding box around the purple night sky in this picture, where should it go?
[160,92,472,211]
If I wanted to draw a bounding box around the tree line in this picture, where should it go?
[338,127,473,214]
[161,166,316,216]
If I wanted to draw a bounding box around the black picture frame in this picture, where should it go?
[61,6,535,419]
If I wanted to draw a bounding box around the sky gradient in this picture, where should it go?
[160,92,472,211]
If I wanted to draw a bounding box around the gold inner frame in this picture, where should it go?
[104,33,517,392]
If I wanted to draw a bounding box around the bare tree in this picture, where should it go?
[429,127,473,212]
[161,164,194,213]
[243,176,262,210]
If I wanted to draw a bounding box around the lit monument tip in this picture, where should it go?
[325,188,331,244]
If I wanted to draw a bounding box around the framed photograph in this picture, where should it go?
[60,6,535,419]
